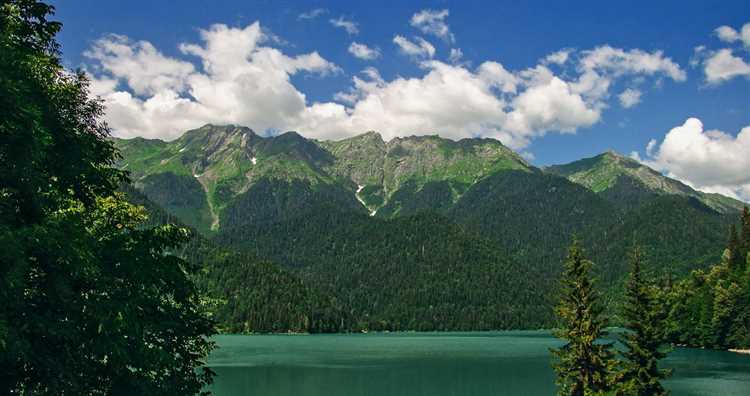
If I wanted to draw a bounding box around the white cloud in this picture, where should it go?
[569,46,685,110]
[715,25,740,43]
[88,74,118,97]
[393,35,435,59]
[86,21,687,151]
[578,46,686,81]
[476,61,518,93]
[714,22,750,47]
[328,61,510,142]
[703,48,750,84]
[618,88,642,108]
[448,48,463,64]
[327,60,595,150]
[298,8,327,20]
[697,21,750,84]
[410,9,454,43]
[504,74,600,147]
[348,42,380,60]
[84,34,195,96]
[87,22,339,140]
[329,16,359,35]
[641,118,750,202]
[544,49,572,65]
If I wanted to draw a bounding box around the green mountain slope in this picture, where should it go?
[545,151,744,213]
[115,125,342,232]
[114,124,745,332]
[119,183,348,333]
[449,169,619,275]
[114,124,530,230]
[374,136,530,217]
[591,195,735,284]
[216,206,555,331]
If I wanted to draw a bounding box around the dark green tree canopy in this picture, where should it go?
[617,245,670,396]
[660,207,750,350]
[551,238,616,396]
[1,0,125,227]
[1,1,215,394]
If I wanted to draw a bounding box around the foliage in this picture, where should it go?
[591,195,733,299]
[215,195,556,331]
[450,170,619,275]
[304,212,554,331]
[121,184,348,334]
[0,1,215,393]
[190,245,348,334]
[659,207,750,349]
[551,239,617,396]
[139,171,215,234]
[616,246,670,396]
[115,122,737,335]
[108,34,740,341]
[118,134,737,338]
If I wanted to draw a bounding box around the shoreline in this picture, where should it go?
[729,349,750,355]
[215,328,556,336]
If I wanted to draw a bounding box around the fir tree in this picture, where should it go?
[661,207,750,350]
[617,245,671,396]
[728,254,750,348]
[741,207,750,253]
[552,238,616,396]
[727,224,744,275]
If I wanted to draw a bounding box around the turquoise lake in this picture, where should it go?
[207,332,750,395]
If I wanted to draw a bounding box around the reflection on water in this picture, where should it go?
[207,332,750,396]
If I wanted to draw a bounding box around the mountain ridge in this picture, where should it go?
[545,150,744,213]
[114,124,744,234]
[113,124,532,231]
[113,124,746,332]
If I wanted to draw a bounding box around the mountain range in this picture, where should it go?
[113,124,746,332]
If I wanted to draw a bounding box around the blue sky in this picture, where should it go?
[51,0,750,199]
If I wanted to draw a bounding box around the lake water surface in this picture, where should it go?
[207,332,750,395]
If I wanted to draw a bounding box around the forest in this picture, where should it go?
[2,1,749,394]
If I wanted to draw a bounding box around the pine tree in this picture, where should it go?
[552,238,616,396]
[727,224,744,275]
[728,254,750,348]
[741,207,750,253]
[661,207,750,350]
[617,245,671,396]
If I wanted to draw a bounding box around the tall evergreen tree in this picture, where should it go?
[0,1,215,393]
[617,245,670,396]
[552,238,616,396]
[741,207,750,253]
[727,224,744,275]
[728,254,750,347]
[661,207,750,350]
